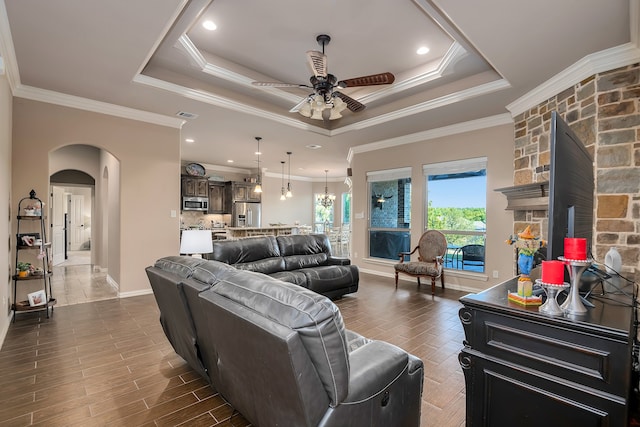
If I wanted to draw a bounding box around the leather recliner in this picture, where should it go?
[207,234,358,299]
[146,256,424,427]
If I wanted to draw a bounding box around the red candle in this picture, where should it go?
[564,237,587,260]
[542,260,565,284]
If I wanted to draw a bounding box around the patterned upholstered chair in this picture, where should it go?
[394,230,447,294]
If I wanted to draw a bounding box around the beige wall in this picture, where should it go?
[350,123,516,293]
[261,174,314,226]
[0,72,12,341]
[12,98,181,297]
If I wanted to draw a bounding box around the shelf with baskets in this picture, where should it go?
[12,190,56,321]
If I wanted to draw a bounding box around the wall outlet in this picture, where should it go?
[492,270,499,278]
[354,252,358,258]
[170,210,177,218]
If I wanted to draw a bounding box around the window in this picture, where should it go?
[367,168,411,260]
[341,192,351,226]
[424,158,487,272]
[314,193,334,233]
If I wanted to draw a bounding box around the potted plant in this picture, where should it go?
[17,262,31,278]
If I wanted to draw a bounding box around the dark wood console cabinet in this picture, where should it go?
[459,277,634,426]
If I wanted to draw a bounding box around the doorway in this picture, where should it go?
[50,165,116,306]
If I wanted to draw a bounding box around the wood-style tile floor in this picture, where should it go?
[0,272,467,426]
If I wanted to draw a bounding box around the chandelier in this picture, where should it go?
[299,93,348,120]
[317,169,336,208]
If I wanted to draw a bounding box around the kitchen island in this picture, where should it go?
[226,225,310,239]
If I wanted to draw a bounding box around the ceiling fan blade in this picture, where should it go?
[334,92,365,112]
[306,50,327,77]
[337,72,395,88]
[252,81,309,88]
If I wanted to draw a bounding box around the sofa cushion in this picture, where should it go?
[154,255,208,278]
[270,270,309,287]
[209,236,285,274]
[277,234,331,270]
[299,265,359,295]
[205,270,350,406]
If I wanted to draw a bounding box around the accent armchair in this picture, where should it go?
[394,230,447,294]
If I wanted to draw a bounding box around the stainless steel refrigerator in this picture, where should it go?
[232,202,261,227]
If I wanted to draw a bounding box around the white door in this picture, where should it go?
[51,186,65,265]
[70,195,85,250]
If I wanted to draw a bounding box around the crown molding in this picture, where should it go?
[506,42,640,116]
[177,35,303,107]
[347,113,513,163]
[336,78,510,137]
[0,0,20,92]
[358,42,467,105]
[197,162,252,175]
[14,84,185,128]
[133,74,332,136]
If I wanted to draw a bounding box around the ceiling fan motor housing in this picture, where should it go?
[310,74,337,101]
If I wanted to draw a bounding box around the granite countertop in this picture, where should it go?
[226,225,300,230]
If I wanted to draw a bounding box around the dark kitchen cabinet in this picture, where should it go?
[458,276,634,427]
[208,183,226,214]
[181,176,208,198]
[226,182,261,203]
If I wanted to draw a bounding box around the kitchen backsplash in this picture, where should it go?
[181,211,231,229]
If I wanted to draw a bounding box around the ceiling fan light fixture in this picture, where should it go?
[328,108,342,120]
[299,102,312,117]
[311,108,324,120]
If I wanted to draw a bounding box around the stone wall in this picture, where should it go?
[512,63,639,278]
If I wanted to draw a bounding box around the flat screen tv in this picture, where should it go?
[545,111,594,262]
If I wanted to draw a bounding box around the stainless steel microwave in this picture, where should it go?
[182,197,208,211]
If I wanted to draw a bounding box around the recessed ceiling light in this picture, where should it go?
[185,138,194,143]
[306,144,322,150]
[227,160,234,163]
[416,46,430,55]
[203,20,217,31]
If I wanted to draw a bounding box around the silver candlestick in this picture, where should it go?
[536,279,569,316]
[558,257,592,316]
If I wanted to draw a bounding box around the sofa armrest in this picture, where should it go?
[344,340,410,402]
[327,256,351,266]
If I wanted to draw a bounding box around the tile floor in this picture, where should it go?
[2,263,468,426]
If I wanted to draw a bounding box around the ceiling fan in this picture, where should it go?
[252,34,395,120]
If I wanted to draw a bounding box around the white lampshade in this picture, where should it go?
[180,229,213,258]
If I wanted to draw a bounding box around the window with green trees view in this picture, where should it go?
[424,158,487,272]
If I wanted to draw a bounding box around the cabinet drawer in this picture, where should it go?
[459,347,628,427]
[460,307,632,398]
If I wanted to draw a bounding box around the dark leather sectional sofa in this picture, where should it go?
[145,255,424,427]
[206,233,359,299]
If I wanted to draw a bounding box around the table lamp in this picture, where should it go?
[179,229,213,258]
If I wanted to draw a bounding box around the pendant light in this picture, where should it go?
[280,161,286,200]
[286,151,293,198]
[254,136,262,193]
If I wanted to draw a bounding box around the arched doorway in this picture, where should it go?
[49,144,120,306]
